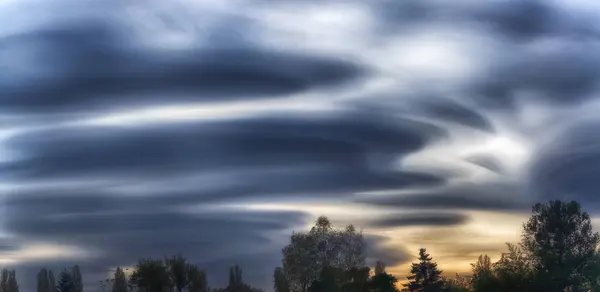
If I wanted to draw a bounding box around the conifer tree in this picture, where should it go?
[403,248,443,292]
[57,270,74,292]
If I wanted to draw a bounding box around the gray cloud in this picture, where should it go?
[364,235,412,267]
[367,213,470,229]
[464,154,506,175]
[3,0,600,290]
[410,97,496,133]
[2,113,447,197]
[529,121,600,210]
[0,22,365,115]
[4,190,308,291]
[356,182,532,212]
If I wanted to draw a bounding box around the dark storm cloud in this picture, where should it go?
[0,22,364,114]
[529,121,600,210]
[356,182,531,212]
[367,213,470,228]
[2,113,447,195]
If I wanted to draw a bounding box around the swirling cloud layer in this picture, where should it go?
[2,0,600,290]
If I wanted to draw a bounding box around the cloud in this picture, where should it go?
[367,213,470,228]
[4,189,309,290]
[464,154,506,174]
[364,235,412,267]
[529,120,600,210]
[0,22,365,115]
[356,182,532,212]
[409,97,496,133]
[3,0,600,290]
[3,112,447,194]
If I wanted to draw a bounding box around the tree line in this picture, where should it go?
[1,200,600,292]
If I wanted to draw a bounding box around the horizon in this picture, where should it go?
[2,0,600,291]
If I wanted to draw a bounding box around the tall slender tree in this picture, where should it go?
[8,270,18,292]
[1,269,10,292]
[48,270,56,292]
[111,267,128,292]
[470,255,496,292]
[228,265,244,292]
[71,266,83,292]
[37,269,49,292]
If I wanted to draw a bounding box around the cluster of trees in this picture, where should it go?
[271,200,600,292]
[104,256,263,292]
[2,200,600,292]
[27,266,84,292]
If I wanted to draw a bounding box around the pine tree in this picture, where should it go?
[403,248,443,292]
[57,270,74,292]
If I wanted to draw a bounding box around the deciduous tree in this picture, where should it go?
[522,200,600,291]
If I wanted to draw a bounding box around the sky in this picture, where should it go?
[2,0,600,291]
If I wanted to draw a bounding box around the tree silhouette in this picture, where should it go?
[186,263,207,292]
[282,216,367,292]
[111,267,128,292]
[229,265,243,291]
[492,243,536,292]
[0,269,18,292]
[441,274,470,292]
[1,269,10,292]
[166,255,188,292]
[57,270,74,292]
[403,248,443,292]
[130,258,171,292]
[37,269,49,292]
[48,270,56,292]
[71,266,83,292]
[307,266,341,292]
[369,262,398,292]
[273,267,289,292]
[470,255,495,292]
[522,200,600,291]
[341,266,370,292]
